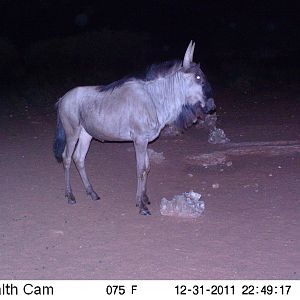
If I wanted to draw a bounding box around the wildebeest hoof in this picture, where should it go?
[90,192,100,201]
[67,198,76,204]
[66,193,76,204]
[139,207,151,215]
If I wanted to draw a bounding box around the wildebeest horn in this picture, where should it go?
[183,40,195,69]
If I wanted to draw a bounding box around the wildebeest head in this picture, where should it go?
[181,41,216,115]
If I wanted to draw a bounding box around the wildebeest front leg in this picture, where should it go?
[134,139,151,215]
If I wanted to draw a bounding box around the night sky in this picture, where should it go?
[0,0,299,89]
[1,0,299,54]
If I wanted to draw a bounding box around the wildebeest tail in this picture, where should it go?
[53,111,65,163]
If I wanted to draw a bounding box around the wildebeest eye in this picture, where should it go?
[196,75,201,80]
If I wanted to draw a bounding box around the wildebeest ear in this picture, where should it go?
[183,40,195,70]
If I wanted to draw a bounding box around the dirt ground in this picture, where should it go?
[0,86,299,280]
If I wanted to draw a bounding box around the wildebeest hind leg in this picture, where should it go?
[73,128,100,201]
[63,128,80,204]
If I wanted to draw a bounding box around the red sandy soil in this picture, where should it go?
[0,86,299,279]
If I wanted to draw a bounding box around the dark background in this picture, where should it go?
[0,0,299,112]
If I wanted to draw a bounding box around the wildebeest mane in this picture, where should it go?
[98,59,182,93]
[144,59,182,80]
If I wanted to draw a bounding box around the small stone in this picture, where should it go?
[212,183,220,189]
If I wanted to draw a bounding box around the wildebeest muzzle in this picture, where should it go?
[202,97,216,114]
[202,81,215,114]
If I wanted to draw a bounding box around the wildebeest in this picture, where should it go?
[53,41,216,215]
